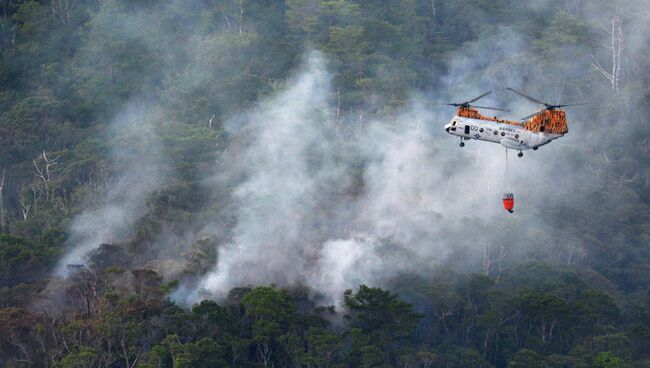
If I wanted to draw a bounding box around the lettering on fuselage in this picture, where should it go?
[466,125,487,135]
[461,122,523,143]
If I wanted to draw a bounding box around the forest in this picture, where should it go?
[1,0,650,367]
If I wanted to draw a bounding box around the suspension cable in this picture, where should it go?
[504,148,509,194]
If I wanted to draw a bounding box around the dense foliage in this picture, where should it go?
[1,0,649,367]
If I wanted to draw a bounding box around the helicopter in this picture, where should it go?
[443,88,582,157]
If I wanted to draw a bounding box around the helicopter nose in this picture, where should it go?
[445,127,450,133]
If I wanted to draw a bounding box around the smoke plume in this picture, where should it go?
[54,0,650,307]
[55,105,167,275]
[177,51,530,306]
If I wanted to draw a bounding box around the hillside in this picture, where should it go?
[1,0,650,367]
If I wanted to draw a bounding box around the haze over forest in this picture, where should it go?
[1,0,650,367]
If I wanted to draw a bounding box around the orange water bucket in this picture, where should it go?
[503,193,514,213]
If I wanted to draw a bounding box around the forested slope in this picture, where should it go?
[1,0,650,367]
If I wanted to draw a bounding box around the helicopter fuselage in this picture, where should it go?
[444,115,563,151]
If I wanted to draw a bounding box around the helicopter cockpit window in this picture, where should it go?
[452,121,457,126]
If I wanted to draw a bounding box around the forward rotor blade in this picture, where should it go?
[466,91,492,104]
[470,105,510,112]
[521,110,545,120]
[506,87,546,105]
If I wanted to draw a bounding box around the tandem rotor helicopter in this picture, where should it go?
[442,88,583,213]
[443,87,583,158]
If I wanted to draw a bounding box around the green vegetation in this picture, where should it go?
[1,0,650,367]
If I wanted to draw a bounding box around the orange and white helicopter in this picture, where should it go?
[444,88,582,157]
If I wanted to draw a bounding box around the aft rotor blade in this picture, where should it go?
[466,91,492,104]
[506,87,546,106]
[471,105,510,112]
[521,110,545,120]
[555,102,588,108]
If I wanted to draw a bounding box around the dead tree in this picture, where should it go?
[0,169,5,233]
[590,151,611,182]
[50,0,76,25]
[591,16,623,93]
[431,0,437,30]
[17,184,39,221]
[483,242,507,282]
[238,0,244,34]
[219,5,232,31]
[432,293,459,339]
[65,267,102,318]
[564,243,585,266]
[33,151,60,201]
[335,87,342,136]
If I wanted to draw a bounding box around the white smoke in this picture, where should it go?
[308,237,382,305]
[55,105,167,276]
[190,53,334,297]
[57,0,650,306]
[177,51,524,306]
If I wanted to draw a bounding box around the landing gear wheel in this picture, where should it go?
[517,151,523,158]
[533,147,538,151]
[460,142,465,147]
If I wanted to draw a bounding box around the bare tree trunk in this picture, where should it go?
[33,151,60,201]
[431,0,436,30]
[483,242,506,280]
[496,245,507,284]
[50,0,76,25]
[256,342,272,368]
[0,169,5,233]
[7,335,34,365]
[238,0,244,34]
[335,87,342,137]
[591,16,623,93]
[483,242,491,276]
[220,7,232,31]
[121,338,131,368]
[19,195,32,220]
